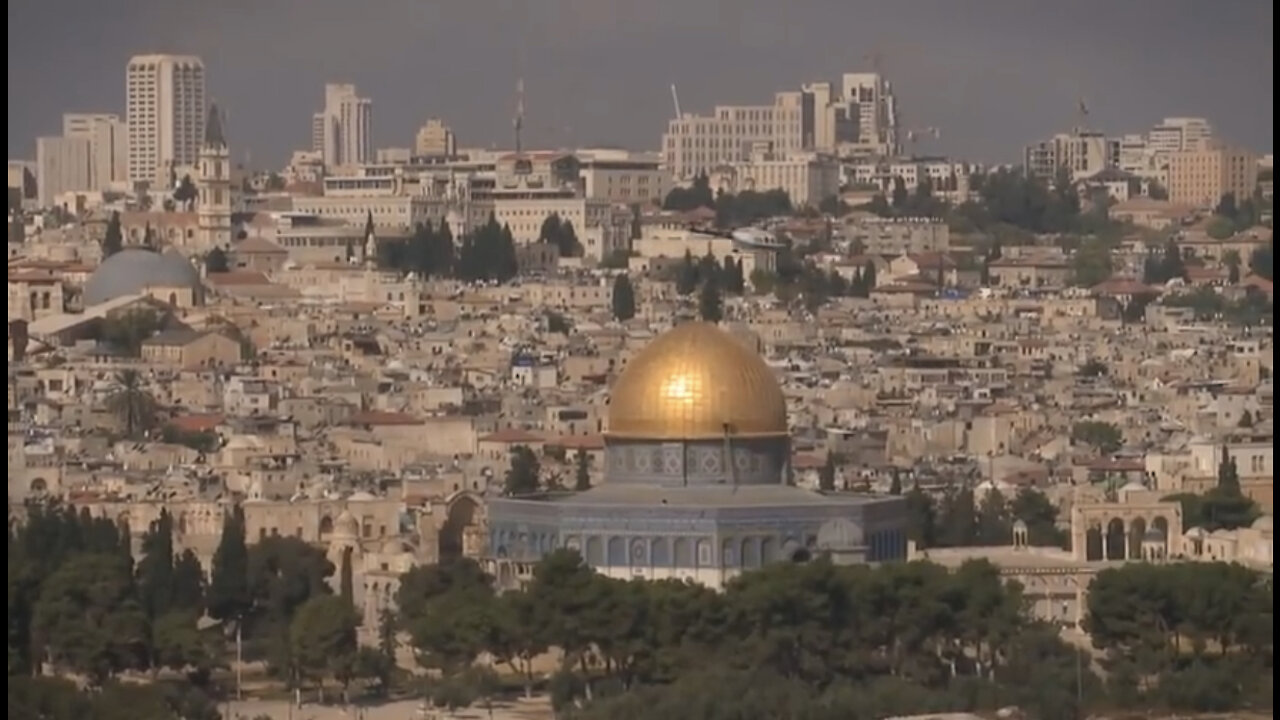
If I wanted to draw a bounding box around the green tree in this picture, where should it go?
[1249,238,1273,280]
[136,510,176,621]
[1071,420,1123,455]
[698,277,723,323]
[291,594,359,704]
[486,588,549,698]
[395,558,491,628]
[173,174,198,211]
[504,445,541,495]
[817,454,837,492]
[1071,236,1114,287]
[100,307,164,356]
[204,246,229,273]
[904,483,938,549]
[1206,215,1235,240]
[33,553,149,684]
[612,273,637,321]
[339,546,355,607]
[106,369,158,439]
[1223,249,1242,284]
[206,505,251,627]
[103,210,124,258]
[574,449,592,491]
[675,250,698,295]
[171,549,206,616]
[1216,446,1241,495]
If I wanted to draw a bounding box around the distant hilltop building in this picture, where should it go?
[662,71,900,181]
[126,54,206,189]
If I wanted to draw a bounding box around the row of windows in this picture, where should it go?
[492,528,909,568]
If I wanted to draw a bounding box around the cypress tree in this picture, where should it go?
[207,505,251,625]
[611,274,636,321]
[340,546,355,607]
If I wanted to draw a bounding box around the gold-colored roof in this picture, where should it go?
[606,321,788,440]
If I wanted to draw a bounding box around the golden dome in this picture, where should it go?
[606,322,788,440]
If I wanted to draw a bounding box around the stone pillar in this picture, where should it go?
[1102,533,1109,560]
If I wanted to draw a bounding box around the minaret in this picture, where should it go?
[196,103,232,252]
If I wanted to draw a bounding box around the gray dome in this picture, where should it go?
[84,249,204,306]
[816,518,863,550]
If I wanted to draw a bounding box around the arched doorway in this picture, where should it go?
[439,494,479,561]
[28,477,47,494]
[1104,518,1126,560]
[1085,525,1104,561]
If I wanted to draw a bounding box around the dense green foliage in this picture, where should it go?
[904,485,1068,550]
[400,551,1271,719]
[377,213,518,282]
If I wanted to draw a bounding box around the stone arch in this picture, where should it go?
[584,536,604,565]
[673,537,693,567]
[28,477,47,494]
[439,493,480,561]
[651,537,671,567]
[760,537,778,564]
[606,537,626,566]
[1070,501,1184,562]
[319,515,334,537]
[1085,524,1104,561]
[741,537,761,569]
[721,538,738,568]
[1105,518,1126,560]
[1127,517,1147,560]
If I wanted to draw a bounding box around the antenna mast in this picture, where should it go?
[514,78,525,155]
[670,84,683,119]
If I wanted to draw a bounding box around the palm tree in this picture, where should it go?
[107,369,157,439]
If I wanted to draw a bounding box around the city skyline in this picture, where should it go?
[6,0,1274,167]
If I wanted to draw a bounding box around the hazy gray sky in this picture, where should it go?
[7,0,1274,166]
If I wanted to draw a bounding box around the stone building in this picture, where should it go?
[486,321,908,591]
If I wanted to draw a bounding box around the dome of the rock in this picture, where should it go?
[607,321,788,440]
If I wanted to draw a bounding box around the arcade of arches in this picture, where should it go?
[1070,501,1183,562]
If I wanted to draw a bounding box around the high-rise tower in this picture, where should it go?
[196,104,232,251]
[126,54,206,188]
[314,83,373,170]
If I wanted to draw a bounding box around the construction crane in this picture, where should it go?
[902,127,941,158]
[670,84,683,119]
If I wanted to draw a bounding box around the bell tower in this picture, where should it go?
[197,103,232,251]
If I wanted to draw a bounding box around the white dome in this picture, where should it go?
[1252,515,1273,532]
[333,510,360,537]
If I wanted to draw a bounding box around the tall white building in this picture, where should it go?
[314,83,373,170]
[126,54,207,189]
[839,73,900,156]
[62,113,128,191]
[35,136,92,208]
[1148,117,1214,154]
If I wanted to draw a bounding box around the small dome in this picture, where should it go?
[1251,515,1273,532]
[816,518,863,550]
[1184,526,1208,539]
[348,490,376,501]
[333,510,359,537]
[84,248,205,306]
[607,321,787,440]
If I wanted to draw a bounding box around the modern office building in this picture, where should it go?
[314,83,374,170]
[35,136,92,208]
[1023,131,1119,182]
[662,72,900,180]
[126,54,206,189]
[1165,145,1258,209]
[62,114,129,192]
[1147,117,1214,155]
[414,118,457,158]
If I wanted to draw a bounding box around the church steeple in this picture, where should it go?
[204,103,226,149]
